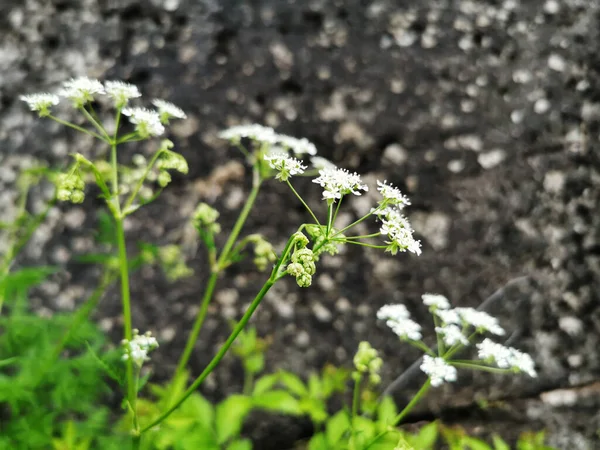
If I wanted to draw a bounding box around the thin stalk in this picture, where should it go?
[286,180,320,225]
[450,362,510,374]
[364,380,432,450]
[343,232,381,240]
[350,374,362,450]
[79,106,111,141]
[141,279,275,432]
[242,370,254,396]
[433,313,445,356]
[123,150,164,212]
[331,197,343,226]
[172,168,262,379]
[48,115,106,141]
[326,203,333,236]
[342,241,387,249]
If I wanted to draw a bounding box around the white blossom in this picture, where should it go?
[218,124,277,144]
[377,304,411,322]
[20,93,60,116]
[435,325,469,346]
[311,156,337,170]
[122,107,165,137]
[152,99,187,121]
[420,356,457,387]
[422,293,450,310]
[477,338,536,377]
[378,208,421,256]
[377,180,411,208]
[276,134,317,156]
[122,330,159,367]
[58,77,105,106]
[105,80,141,107]
[434,308,461,325]
[456,308,505,336]
[264,152,307,181]
[387,318,423,341]
[312,167,368,202]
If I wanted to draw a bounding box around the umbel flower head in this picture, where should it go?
[264,152,306,181]
[477,338,537,377]
[19,93,59,117]
[122,330,159,367]
[59,76,105,107]
[312,167,368,202]
[122,107,165,138]
[104,80,141,108]
[376,207,421,256]
[420,355,457,387]
[152,99,187,123]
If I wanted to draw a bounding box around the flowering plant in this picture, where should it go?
[14,77,540,449]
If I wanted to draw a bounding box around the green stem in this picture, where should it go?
[342,241,387,249]
[350,374,362,450]
[364,380,431,450]
[48,115,106,141]
[450,362,510,374]
[243,370,254,396]
[286,180,320,225]
[172,168,263,380]
[79,106,111,141]
[123,150,164,212]
[141,279,275,432]
[343,232,381,240]
[433,312,445,356]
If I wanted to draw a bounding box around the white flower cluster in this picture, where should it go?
[477,338,537,377]
[263,152,307,181]
[312,167,369,202]
[377,303,422,341]
[20,77,186,137]
[455,308,505,336]
[376,207,421,256]
[377,180,411,208]
[420,355,457,387]
[310,156,337,170]
[435,324,469,346]
[422,293,450,310]
[218,124,318,156]
[122,107,165,138]
[122,330,159,367]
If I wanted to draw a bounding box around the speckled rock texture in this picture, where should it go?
[2,0,600,448]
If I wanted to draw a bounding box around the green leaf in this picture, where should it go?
[411,422,439,449]
[376,396,397,425]
[308,373,322,398]
[244,353,264,375]
[252,390,303,415]
[492,435,510,450]
[215,395,252,445]
[0,357,18,368]
[252,373,280,396]
[84,342,122,385]
[299,397,329,424]
[463,436,493,450]
[278,370,308,397]
[308,433,329,450]
[226,439,252,450]
[325,410,351,445]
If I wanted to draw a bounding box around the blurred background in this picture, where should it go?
[1,0,599,448]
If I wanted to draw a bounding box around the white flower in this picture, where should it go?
[263,152,307,181]
[152,99,187,121]
[434,308,461,325]
[104,80,141,107]
[218,124,277,144]
[377,180,411,208]
[377,304,411,322]
[435,325,469,346]
[387,318,422,341]
[456,308,505,336]
[276,134,317,156]
[420,356,457,387]
[311,156,337,170]
[422,293,450,310]
[19,93,60,116]
[477,338,537,377]
[378,210,421,256]
[122,330,159,367]
[58,77,105,106]
[122,107,165,137]
[312,167,368,202]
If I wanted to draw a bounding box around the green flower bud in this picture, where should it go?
[158,170,171,187]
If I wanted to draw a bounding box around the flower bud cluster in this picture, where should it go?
[192,203,221,234]
[56,170,85,204]
[247,234,277,271]
[287,246,316,287]
[353,341,383,385]
[155,142,189,188]
[158,245,194,282]
[122,330,158,367]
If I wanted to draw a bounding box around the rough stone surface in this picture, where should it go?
[3,0,600,447]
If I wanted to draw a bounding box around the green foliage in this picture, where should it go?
[0,268,124,449]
